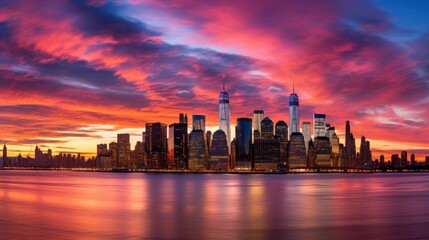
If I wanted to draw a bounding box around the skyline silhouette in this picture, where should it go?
[0,1,428,161]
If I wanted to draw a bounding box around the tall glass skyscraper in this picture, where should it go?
[219,84,231,146]
[289,88,300,133]
[236,118,252,162]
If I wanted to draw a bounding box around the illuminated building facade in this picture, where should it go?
[219,85,231,146]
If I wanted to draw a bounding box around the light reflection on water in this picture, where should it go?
[0,171,428,239]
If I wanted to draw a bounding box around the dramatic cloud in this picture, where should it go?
[0,0,428,159]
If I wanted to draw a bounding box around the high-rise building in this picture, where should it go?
[302,122,311,153]
[235,118,252,169]
[314,136,332,167]
[2,144,7,168]
[331,133,340,167]
[96,144,111,169]
[179,113,188,125]
[392,154,400,168]
[261,117,274,139]
[206,131,212,160]
[275,120,289,166]
[289,87,300,133]
[168,123,188,169]
[117,133,131,168]
[288,132,307,168]
[401,151,408,167]
[97,144,108,156]
[188,130,206,170]
[192,115,206,132]
[307,139,315,167]
[219,84,231,146]
[133,141,144,169]
[275,121,288,140]
[209,130,229,170]
[230,138,237,170]
[410,153,416,166]
[380,154,385,167]
[313,114,326,138]
[254,138,280,171]
[345,121,357,167]
[253,110,264,140]
[109,142,118,167]
[326,125,335,144]
[145,122,168,169]
[359,136,371,166]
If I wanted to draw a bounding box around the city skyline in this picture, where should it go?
[0,1,429,161]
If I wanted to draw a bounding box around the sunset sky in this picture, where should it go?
[0,0,428,160]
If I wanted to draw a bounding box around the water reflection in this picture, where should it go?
[0,171,428,239]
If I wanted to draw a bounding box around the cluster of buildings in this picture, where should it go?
[1,84,428,171]
[1,144,96,169]
[91,85,427,171]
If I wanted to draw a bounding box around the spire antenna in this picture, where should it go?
[292,74,295,94]
[222,74,226,91]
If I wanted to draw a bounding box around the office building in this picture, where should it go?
[145,122,168,169]
[209,130,229,170]
[192,115,206,132]
[168,123,188,169]
[188,130,206,170]
[253,110,264,140]
[313,114,326,138]
[235,118,252,169]
[302,122,311,153]
[288,132,307,168]
[261,117,274,139]
[314,136,331,167]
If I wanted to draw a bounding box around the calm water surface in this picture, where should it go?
[0,171,428,240]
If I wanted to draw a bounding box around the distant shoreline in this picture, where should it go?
[1,167,428,174]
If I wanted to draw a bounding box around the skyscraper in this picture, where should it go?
[236,118,252,169]
[359,136,371,166]
[209,130,229,170]
[289,86,300,133]
[145,122,168,169]
[288,132,307,168]
[345,121,356,167]
[253,110,264,140]
[219,84,231,146]
[331,133,340,167]
[2,144,7,168]
[313,114,326,138]
[117,133,131,168]
[192,115,206,132]
[168,123,188,169]
[401,151,408,167]
[179,113,188,125]
[254,138,280,171]
[261,117,274,139]
[275,121,288,140]
[326,125,335,144]
[411,153,416,166]
[188,129,206,170]
[302,122,311,153]
[275,120,289,166]
[314,136,332,167]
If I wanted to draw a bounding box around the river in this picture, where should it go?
[0,171,428,239]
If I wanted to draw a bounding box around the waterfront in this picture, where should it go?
[0,171,428,239]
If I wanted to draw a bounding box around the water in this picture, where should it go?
[0,171,428,240]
